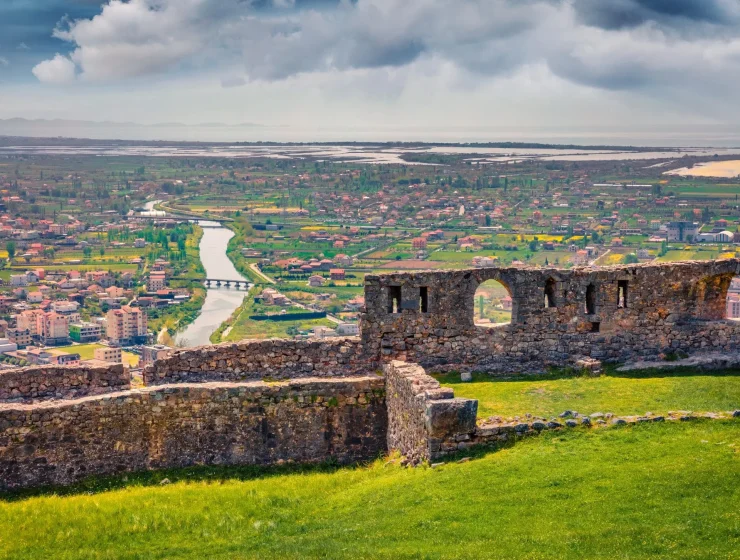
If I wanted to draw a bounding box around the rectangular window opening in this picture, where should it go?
[591,321,600,333]
[419,287,429,313]
[618,280,628,308]
[388,286,401,314]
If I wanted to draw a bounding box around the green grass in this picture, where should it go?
[57,344,139,367]
[435,370,740,418]
[1,421,738,559]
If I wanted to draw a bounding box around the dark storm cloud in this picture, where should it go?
[572,0,740,30]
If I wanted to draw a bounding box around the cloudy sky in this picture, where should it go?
[1,0,739,139]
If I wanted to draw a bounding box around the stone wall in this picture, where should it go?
[385,361,477,463]
[0,363,129,404]
[144,337,371,385]
[361,259,740,372]
[0,376,386,491]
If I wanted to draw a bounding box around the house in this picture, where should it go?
[94,346,122,363]
[7,328,32,348]
[146,272,167,292]
[334,254,353,267]
[141,344,171,366]
[335,323,359,336]
[308,275,325,287]
[330,269,346,280]
[10,275,28,287]
[27,291,43,303]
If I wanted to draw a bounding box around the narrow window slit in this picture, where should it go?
[544,278,556,308]
[585,283,596,315]
[618,280,628,308]
[388,286,401,314]
[419,287,428,313]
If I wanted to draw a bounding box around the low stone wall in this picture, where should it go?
[384,361,477,463]
[144,337,372,385]
[0,363,129,403]
[0,376,386,491]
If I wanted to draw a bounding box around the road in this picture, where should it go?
[250,263,276,284]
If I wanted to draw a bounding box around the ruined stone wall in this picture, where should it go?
[385,361,477,463]
[0,364,129,404]
[361,259,740,373]
[143,337,372,385]
[0,376,386,491]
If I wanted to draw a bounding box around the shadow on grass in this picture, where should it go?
[434,366,740,385]
[0,456,366,503]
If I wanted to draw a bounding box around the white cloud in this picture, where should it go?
[25,0,740,118]
[32,54,77,84]
[0,57,8,67]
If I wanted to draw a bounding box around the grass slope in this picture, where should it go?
[436,370,740,418]
[1,422,738,559]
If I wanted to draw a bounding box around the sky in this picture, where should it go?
[1,0,740,140]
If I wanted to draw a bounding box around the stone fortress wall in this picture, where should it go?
[0,376,386,491]
[361,259,740,372]
[0,363,128,403]
[2,260,740,490]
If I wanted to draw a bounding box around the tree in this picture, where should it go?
[6,241,15,260]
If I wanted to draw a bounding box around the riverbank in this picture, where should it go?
[146,225,207,338]
[174,222,250,347]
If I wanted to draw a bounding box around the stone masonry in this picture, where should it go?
[361,259,740,372]
[385,361,477,463]
[144,337,367,385]
[0,376,386,491]
[2,259,740,490]
[0,363,128,404]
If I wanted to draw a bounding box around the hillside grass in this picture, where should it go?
[0,421,738,559]
[435,369,740,418]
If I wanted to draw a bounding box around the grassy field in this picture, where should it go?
[57,344,139,368]
[435,370,740,418]
[0,421,737,559]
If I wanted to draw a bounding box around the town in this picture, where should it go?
[2,145,740,371]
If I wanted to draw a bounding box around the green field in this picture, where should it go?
[1,421,737,559]
[436,370,740,418]
[57,344,139,367]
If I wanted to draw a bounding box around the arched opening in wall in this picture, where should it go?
[726,276,740,320]
[474,279,512,327]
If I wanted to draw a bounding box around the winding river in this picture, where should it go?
[143,201,249,347]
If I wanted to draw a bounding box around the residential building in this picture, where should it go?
[330,269,346,280]
[94,346,122,363]
[7,329,32,348]
[10,274,28,287]
[666,221,700,242]
[69,322,103,343]
[141,344,171,366]
[146,272,167,292]
[17,309,44,336]
[106,306,148,344]
[727,293,740,319]
[0,338,18,354]
[335,323,359,336]
[37,312,70,346]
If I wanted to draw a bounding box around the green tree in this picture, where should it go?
[6,241,15,260]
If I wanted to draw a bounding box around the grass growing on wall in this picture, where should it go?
[0,421,738,559]
[435,369,740,418]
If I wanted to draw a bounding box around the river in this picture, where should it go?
[142,200,250,347]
